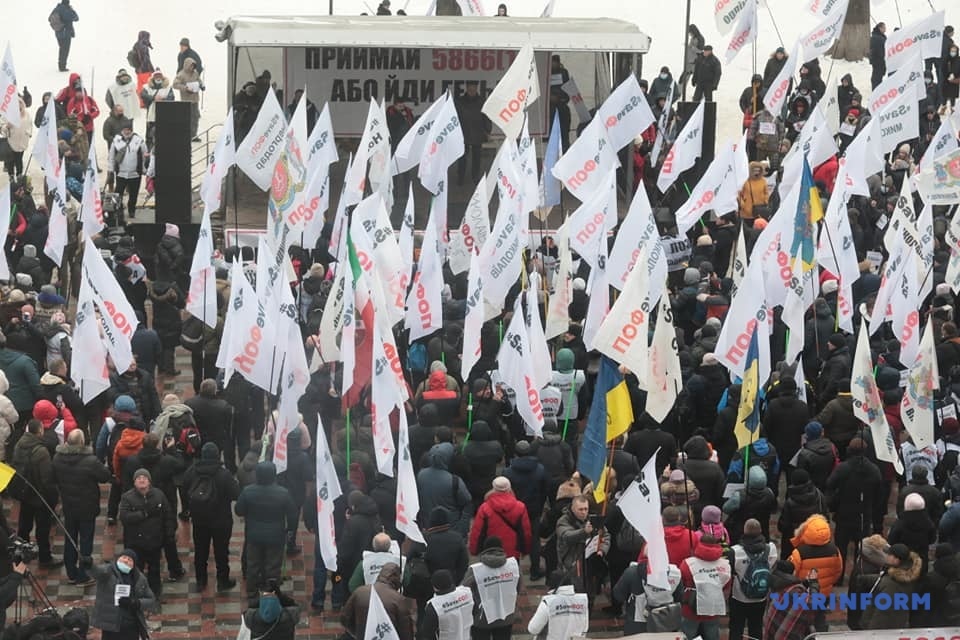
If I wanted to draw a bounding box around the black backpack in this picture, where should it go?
[106,421,128,470]
[188,471,219,513]
[126,46,139,68]
[180,316,206,353]
[402,550,432,600]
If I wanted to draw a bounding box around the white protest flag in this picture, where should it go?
[807,0,846,17]
[870,244,908,336]
[645,290,682,423]
[399,185,415,279]
[482,43,539,140]
[518,124,540,216]
[540,111,563,209]
[235,89,285,190]
[552,116,619,201]
[874,88,919,156]
[783,267,816,363]
[583,234,609,351]
[868,52,923,116]
[730,225,748,299]
[200,110,236,214]
[901,318,938,450]
[608,184,668,301]
[852,318,903,474]
[497,294,545,437]
[420,94,464,194]
[885,11,945,74]
[186,211,218,328]
[394,95,445,175]
[456,0,484,15]
[32,98,61,191]
[673,140,741,235]
[764,41,801,116]
[541,0,556,17]
[918,146,960,205]
[216,260,243,377]
[891,252,922,365]
[343,101,389,207]
[0,177,8,280]
[594,244,651,382]
[70,287,112,403]
[795,359,808,404]
[946,211,960,294]
[371,200,409,326]
[80,142,105,238]
[715,257,771,380]
[650,83,674,167]
[715,0,747,35]
[365,584,401,640]
[301,158,333,251]
[780,104,838,190]
[481,143,523,310]
[0,44,20,128]
[371,325,400,478]
[267,114,310,240]
[561,77,592,124]
[559,170,616,268]
[396,411,425,543]
[272,389,298,474]
[919,113,959,173]
[597,74,655,152]
[45,159,68,265]
[448,180,489,275]
[843,119,884,197]
[817,161,859,333]
[619,451,670,589]
[799,0,848,62]
[725,0,758,63]
[461,250,485,380]
[224,254,277,392]
[406,206,443,342]
[657,100,704,193]
[319,237,348,362]
[306,103,338,178]
[545,224,573,340]
[754,183,799,309]
[314,415,341,571]
[526,272,553,391]
[81,235,138,372]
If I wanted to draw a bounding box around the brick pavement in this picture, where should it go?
[3,348,856,638]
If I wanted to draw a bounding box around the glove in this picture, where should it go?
[118,596,139,611]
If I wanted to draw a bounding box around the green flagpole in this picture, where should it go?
[561,381,576,442]
[462,393,474,451]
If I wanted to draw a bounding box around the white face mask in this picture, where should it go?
[660,73,669,80]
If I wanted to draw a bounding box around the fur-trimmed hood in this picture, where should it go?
[887,552,923,583]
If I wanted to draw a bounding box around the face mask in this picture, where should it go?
[660,73,668,80]
[116,560,132,574]
[259,595,281,624]
[952,51,958,58]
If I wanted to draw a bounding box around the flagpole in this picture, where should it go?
[820,216,844,332]
[345,407,352,468]
[461,393,474,451]
[561,381,576,442]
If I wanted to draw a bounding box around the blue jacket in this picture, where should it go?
[416,443,473,536]
[727,438,780,490]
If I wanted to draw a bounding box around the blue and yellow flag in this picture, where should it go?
[790,155,824,272]
[579,357,633,496]
[734,325,762,451]
[0,462,15,493]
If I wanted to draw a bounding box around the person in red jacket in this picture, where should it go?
[32,398,77,450]
[679,535,732,640]
[814,155,839,196]
[664,505,702,566]
[54,73,100,144]
[468,476,532,560]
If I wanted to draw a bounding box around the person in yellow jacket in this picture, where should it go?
[738,162,769,222]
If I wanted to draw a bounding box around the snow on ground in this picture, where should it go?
[5,0,955,185]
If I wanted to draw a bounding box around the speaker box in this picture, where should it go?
[154,101,192,227]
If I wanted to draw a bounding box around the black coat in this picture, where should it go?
[826,453,883,530]
[625,427,676,478]
[816,346,851,404]
[182,458,240,530]
[778,480,826,539]
[870,28,887,72]
[796,438,837,491]
[235,462,298,546]
[763,395,810,467]
[51,443,112,521]
[692,54,722,91]
[155,234,187,280]
[503,455,549,518]
[338,493,383,578]
[186,394,233,453]
[417,524,470,584]
[108,368,161,422]
[531,434,574,491]
[461,422,503,504]
[887,509,937,561]
[147,281,184,346]
[681,436,726,514]
[897,477,944,524]
[119,486,176,550]
[122,446,185,502]
[763,55,787,89]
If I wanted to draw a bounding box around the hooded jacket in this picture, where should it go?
[416,443,473,536]
[723,466,777,543]
[55,74,100,132]
[788,515,842,594]
[665,524,702,566]
[182,444,240,530]
[462,420,504,503]
[0,347,39,413]
[532,432,575,488]
[90,561,155,632]
[825,450,883,528]
[468,490,532,559]
[0,372,17,461]
[763,393,810,466]
[338,492,383,581]
[778,478,826,542]
[462,547,523,628]
[887,509,937,563]
[341,564,416,640]
[140,72,174,122]
[12,431,55,505]
[860,552,923,629]
[503,454,548,518]
[681,436,727,516]
[52,442,111,521]
[415,507,470,583]
[796,436,839,490]
[816,346,851,406]
[680,538,731,620]
[37,371,83,426]
[105,70,141,120]
[173,58,201,104]
[815,393,859,449]
[234,462,298,546]
[112,427,145,478]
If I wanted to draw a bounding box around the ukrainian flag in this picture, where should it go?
[0,462,15,493]
[790,155,824,272]
[734,326,762,451]
[580,357,634,503]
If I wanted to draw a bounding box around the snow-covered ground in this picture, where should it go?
[5,0,955,179]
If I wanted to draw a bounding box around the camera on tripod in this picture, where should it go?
[9,537,39,564]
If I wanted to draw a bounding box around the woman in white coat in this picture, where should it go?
[1,96,32,179]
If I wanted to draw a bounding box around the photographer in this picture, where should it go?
[0,559,27,628]
[86,550,156,640]
[242,581,300,640]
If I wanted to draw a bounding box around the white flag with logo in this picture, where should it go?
[619,452,670,589]
[764,41,801,115]
[874,88,919,155]
[901,318,938,450]
[673,140,741,235]
[545,224,573,340]
[80,143,105,238]
[868,52,923,116]
[343,100,390,206]
[399,185,415,280]
[224,257,277,392]
[498,294,545,437]
[448,180,489,275]
[885,11,945,74]
[396,411,425,543]
[559,170,616,268]
[852,318,903,474]
[843,119,884,197]
[481,148,523,310]
[371,327,400,478]
[32,97,60,191]
[81,236,139,373]
[201,109,236,214]
[945,212,960,294]
[725,0,758,63]
[583,235,609,351]
[482,43,539,140]
[45,159,68,265]
[406,207,443,342]
[314,415,341,571]
[919,112,960,173]
[715,0,747,35]
[394,95,446,175]
[597,75,655,152]
[715,257,771,380]
[608,183,666,296]
[306,103,338,178]
[71,285,112,403]
[526,272,553,391]
[365,584,401,640]
[645,290,682,423]
[461,249,485,381]
[0,44,20,128]
[0,177,9,280]
[235,89,286,190]
[799,1,848,62]
[186,211,218,328]
[593,244,651,382]
[420,94,464,194]
[657,100,705,193]
[456,0,484,15]
[551,116,619,201]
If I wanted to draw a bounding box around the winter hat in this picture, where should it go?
[515,440,531,456]
[555,348,575,372]
[699,261,714,275]
[133,468,152,482]
[848,437,867,452]
[483,536,503,551]
[428,506,450,528]
[911,466,928,481]
[683,268,700,285]
[743,518,762,536]
[492,476,511,493]
[431,569,454,593]
[937,283,952,297]
[943,417,960,435]
[696,234,713,247]
[753,218,768,230]
[32,400,59,427]
[778,377,797,394]
[37,285,65,307]
[572,277,586,291]
[702,505,722,524]
[805,421,823,440]
[180,37,190,46]
[828,333,847,349]
[791,468,811,485]
[701,353,719,366]
[904,493,926,511]
[662,506,682,526]
[119,549,139,564]
[821,279,839,295]
[201,442,220,461]
[885,543,911,563]
[114,395,137,412]
[7,288,26,303]
[306,263,325,280]
[164,223,180,238]
[668,469,686,483]
[705,317,722,331]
